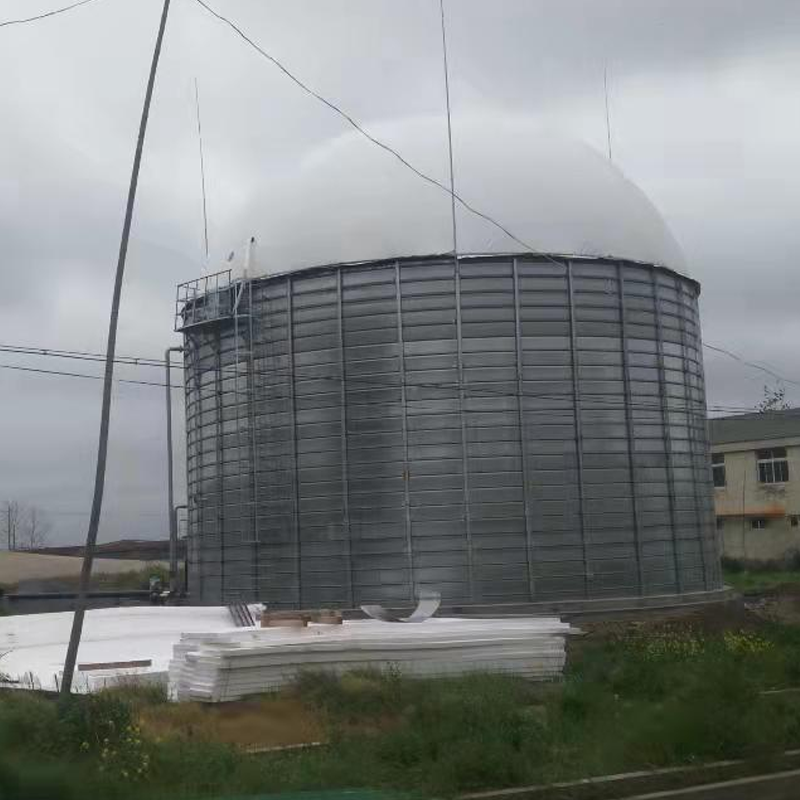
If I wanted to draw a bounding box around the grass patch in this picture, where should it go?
[3,563,170,595]
[2,622,800,798]
[86,563,170,592]
[723,568,800,593]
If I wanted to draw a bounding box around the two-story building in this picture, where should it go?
[709,409,800,563]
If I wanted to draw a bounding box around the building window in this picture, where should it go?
[712,452,726,487]
[791,516,799,528]
[716,517,725,530]
[757,447,789,484]
[751,518,767,530]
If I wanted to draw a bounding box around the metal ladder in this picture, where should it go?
[228,602,255,628]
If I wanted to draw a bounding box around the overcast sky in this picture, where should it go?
[1,0,799,545]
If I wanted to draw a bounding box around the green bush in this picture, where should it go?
[147,738,242,795]
[336,673,545,792]
[0,758,130,800]
[0,693,59,755]
[0,760,77,800]
[721,556,745,574]
[58,692,134,751]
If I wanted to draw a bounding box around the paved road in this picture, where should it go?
[620,767,800,799]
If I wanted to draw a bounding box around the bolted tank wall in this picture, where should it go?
[180,254,722,608]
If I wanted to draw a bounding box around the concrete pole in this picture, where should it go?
[60,0,173,697]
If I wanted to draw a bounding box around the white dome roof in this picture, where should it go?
[233,115,686,278]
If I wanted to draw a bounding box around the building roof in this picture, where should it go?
[223,114,688,279]
[709,409,800,446]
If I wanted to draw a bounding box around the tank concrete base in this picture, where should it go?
[344,586,737,621]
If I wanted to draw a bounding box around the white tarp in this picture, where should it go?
[224,115,686,279]
[0,606,236,693]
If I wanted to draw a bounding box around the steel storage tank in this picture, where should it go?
[176,117,723,609]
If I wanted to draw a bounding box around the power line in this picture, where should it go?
[6,333,796,404]
[0,0,102,28]
[29,509,170,517]
[186,0,800,407]
[2,335,798,395]
[188,0,800,405]
[0,356,756,414]
[703,342,800,387]
[192,0,547,258]
[0,361,173,388]
[0,337,781,417]
[3,0,776,408]
[0,340,764,413]
[0,344,166,368]
[2,336,792,414]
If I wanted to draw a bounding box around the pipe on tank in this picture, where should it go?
[173,503,188,594]
[166,346,184,594]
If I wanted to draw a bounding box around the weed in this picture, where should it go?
[723,564,800,593]
[101,680,169,709]
[723,629,774,655]
[0,621,799,797]
[0,692,59,755]
[294,668,408,723]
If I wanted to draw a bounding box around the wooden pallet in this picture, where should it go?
[261,609,343,628]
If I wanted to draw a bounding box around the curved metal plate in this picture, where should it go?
[361,590,441,623]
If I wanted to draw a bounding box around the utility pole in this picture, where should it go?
[4,501,17,551]
[61,0,172,697]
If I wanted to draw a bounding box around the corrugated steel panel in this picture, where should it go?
[182,255,721,607]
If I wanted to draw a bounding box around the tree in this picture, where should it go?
[757,383,790,413]
[1,501,19,551]
[17,506,50,551]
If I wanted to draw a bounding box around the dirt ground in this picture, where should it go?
[139,694,326,749]
[0,551,161,587]
[743,583,800,626]
[575,586,800,645]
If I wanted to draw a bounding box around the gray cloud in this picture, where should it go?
[0,0,797,543]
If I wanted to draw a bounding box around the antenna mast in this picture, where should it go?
[603,64,613,162]
[195,78,210,262]
[439,0,458,256]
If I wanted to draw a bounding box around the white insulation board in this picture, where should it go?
[169,617,573,703]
